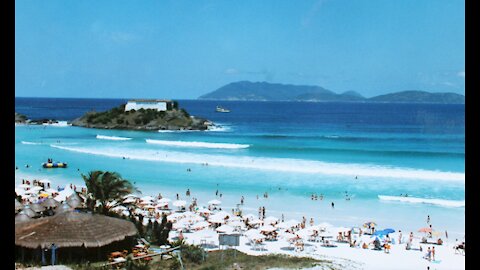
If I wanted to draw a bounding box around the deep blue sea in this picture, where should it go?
[15,97,465,239]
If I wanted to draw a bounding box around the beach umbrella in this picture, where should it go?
[15,188,26,196]
[31,186,43,192]
[228,215,242,222]
[279,232,297,241]
[228,220,245,228]
[45,188,59,194]
[248,219,264,226]
[263,216,279,225]
[245,229,265,240]
[432,231,443,237]
[259,225,276,232]
[373,230,388,236]
[158,198,171,204]
[382,228,395,234]
[172,200,187,207]
[208,215,226,224]
[15,199,24,212]
[216,225,234,233]
[123,194,138,199]
[19,206,36,218]
[19,184,30,189]
[142,204,155,209]
[243,213,256,220]
[123,197,137,204]
[54,187,74,202]
[192,221,210,230]
[140,196,155,202]
[334,227,351,233]
[197,208,211,214]
[296,228,314,239]
[41,197,60,208]
[55,202,73,214]
[192,229,218,239]
[363,221,376,228]
[418,227,432,233]
[30,203,46,213]
[208,199,222,205]
[15,212,31,223]
[167,212,185,222]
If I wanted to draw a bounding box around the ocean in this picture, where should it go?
[15,97,465,240]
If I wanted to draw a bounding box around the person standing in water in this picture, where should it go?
[331,202,335,209]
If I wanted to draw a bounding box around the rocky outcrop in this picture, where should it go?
[71,104,211,131]
[15,113,28,123]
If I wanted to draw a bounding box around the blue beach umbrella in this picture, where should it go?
[383,228,395,234]
[373,230,387,236]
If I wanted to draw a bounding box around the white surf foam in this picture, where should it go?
[378,195,465,208]
[96,135,132,141]
[49,144,465,182]
[21,141,41,145]
[146,139,249,149]
[42,121,71,127]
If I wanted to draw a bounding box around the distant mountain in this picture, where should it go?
[369,90,465,104]
[199,81,464,104]
[199,81,365,102]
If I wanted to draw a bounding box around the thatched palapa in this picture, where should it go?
[15,211,137,249]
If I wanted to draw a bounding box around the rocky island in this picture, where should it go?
[71,100,212,131]
[15,112,28,123]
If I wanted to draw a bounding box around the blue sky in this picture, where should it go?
[15,0,465,99]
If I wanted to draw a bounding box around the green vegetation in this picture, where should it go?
[81,170,138,214]
[72,101,209,131]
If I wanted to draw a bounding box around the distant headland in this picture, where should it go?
[71,99,212,131]
[199,81,465,104]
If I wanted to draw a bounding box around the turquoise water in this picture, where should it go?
[15,99,465,240]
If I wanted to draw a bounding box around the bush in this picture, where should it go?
[182,244,205,264]
[116,118,124,124]
[134,118,142,125]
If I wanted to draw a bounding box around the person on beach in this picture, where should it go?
[216,190,218,196]
[398,230,403,244]
[424,247,431,261]
[431,246,435,261]
[310,218,314,227]
[331,202,334,209]
[186,189,190,197]
[240,196,244,205]
[281,214,284,222]
[176,193,179,200]
[427,215,430,224]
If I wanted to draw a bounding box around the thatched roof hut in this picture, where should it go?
[15,199,24,212]
[15,211,137,249]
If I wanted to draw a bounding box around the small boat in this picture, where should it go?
[215,106,230,113]
[42,162,68,168]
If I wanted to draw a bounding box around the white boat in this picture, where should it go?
[215,106,230,113]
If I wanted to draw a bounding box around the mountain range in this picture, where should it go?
[199,81,465,104]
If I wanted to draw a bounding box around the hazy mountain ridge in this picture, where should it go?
[199,81,464,104]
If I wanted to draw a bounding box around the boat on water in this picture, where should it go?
[215,106,230,113]
[42,158,67,168]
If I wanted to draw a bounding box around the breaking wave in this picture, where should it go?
[146,139,249,149]
[96,135,132,141]
[49,144,464,182]
[378,195,465,208]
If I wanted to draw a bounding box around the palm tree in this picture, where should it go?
[81,170,138,214]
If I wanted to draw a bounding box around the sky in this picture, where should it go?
[15,0,465,99]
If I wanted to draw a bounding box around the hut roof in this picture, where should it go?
[15,211,137,249]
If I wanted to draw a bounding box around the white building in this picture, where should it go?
[124,99,173,112]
